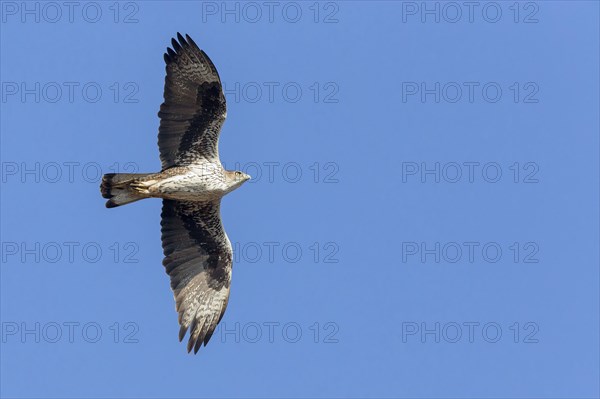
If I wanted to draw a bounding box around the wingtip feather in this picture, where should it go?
[178,325,188,342]
[193,336,203,354]
[171,38,181,52]
[186,34,200,50]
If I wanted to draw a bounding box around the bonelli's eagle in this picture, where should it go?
[101,33,250,354]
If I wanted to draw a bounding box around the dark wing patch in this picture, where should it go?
[158,33,226,169]
[160,199,232,353]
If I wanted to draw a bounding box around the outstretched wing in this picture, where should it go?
[158,33,226,169]
[160,199,232,353]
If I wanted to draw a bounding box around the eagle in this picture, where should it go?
[100,33,250,354]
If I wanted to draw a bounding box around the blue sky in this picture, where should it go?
[1,1,598,398]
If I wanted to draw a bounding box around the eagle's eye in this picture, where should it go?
[235,171,242,177]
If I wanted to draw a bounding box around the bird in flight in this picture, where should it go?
[101,33,250,353]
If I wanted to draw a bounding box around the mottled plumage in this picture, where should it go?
[100,33,250,353]
[158,33,226,167]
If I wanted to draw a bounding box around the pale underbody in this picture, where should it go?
[131,163,243,202]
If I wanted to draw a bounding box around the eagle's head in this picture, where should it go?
[224,170,251,192]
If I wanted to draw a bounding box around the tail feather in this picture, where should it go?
[101,173,150,208]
